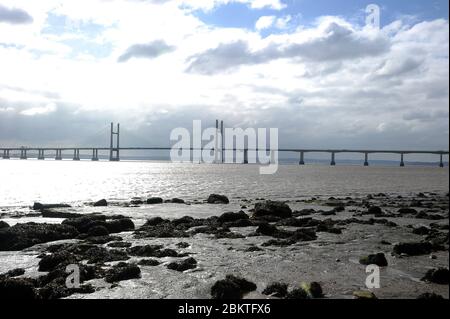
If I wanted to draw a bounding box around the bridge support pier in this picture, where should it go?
[364,152,369,166]
[2,149,10,159]
[73,149,80,161]
[38,149,45,160]
[92,149,99,161]
[400,153,405,167]
[243,149,248,164]
[109,122,120,161]
[439,154,444,168]
[20,149,27,160]
[55,149,62,160]
[299,152,305,165]
[330,152,336,166]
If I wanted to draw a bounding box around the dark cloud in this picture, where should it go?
[0,4,33,25]
[186,22,391,75]
[117,40,175,62]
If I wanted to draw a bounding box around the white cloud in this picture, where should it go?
[255,15,276,30]
[20,103,57,116]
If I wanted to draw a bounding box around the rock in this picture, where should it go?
[211,275,257,299]
[4,268,25,277]
[88,225,109,237]
[38,251,78,272]
[393,242,435,256]
[256,223,278,236]
[137,259,160,266]
[245,245,263,252]
[301,282,324,298]
[107,241,132,248]
[417,292,444,299]
[207,194,230,204]
[32,202,71,210]
[176,242,190,248]
[398,208,418,215]
[146,197,163,204]
[144,217,166,226]
[167,257,197,272]
[40,210,83,219]
[130,199,144,205]
[104,218,135,233]
[412,226,430,235]
[62,215,107,233]
[366,206,382,215]
[262,282,288,298]
[217,211,248,223]
[254,201,292,218]
[166,198,185,204]
[421,268,449,285]
[0,277,38,299]
[93,199,107,207]
[359,253,388,267]
[353,290,377,299]
[127,245,182,258]
[293,209,316,217]
[105,262,141,283]
[83,247,129,264]
[0,221,9,229]
[285,288,309,299]
[0,222,79,251]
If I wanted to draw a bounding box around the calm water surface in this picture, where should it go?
[0,159,448,207]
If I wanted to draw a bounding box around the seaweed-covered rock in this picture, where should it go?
[104,218,134,233]
[105,263,141,283]
[0,221,10,229]
[302,282,324,298]
[137,259,160,266]
[217,211,248,223]
[93,199,107,207]
[262,282,288,298]
[167,257,197,272]
[0,277,38,299]
[88,225,109,237]
[146,197,163,204]
[421,268,449,285]
[207,194,230,204]
[393,242,435,256]
[366,206,383,216]
[5,268,26,278]
[359,253,388,267]
[353,290,377,299]
[33,202,71,210]
[211,275,257,299]
[285,288,309,299]
[254,201,292,218]
[0,222,79,251]
[127,245,181,258]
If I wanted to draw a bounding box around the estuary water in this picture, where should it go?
[0,159,448,207]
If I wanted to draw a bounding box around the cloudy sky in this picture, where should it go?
[0,0,448,152]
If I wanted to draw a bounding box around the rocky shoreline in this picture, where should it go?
[0,192,449,299]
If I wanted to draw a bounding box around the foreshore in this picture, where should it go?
[0,192,448,299]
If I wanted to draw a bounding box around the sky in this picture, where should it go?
[0,0,449,152]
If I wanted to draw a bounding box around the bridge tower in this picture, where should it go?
[109,122,120,161]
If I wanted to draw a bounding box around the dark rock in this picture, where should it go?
[398,208,418,215]
[217,211,248,223]
[366,206,383,215]
[0,222,79,251]
[40,210,83,219]
[0,277,38,299]
[245,245,263,252]
[359,253,388,267]
[254,201,292,218]
[62,215,107,233]
[38,251,79,272]
[320,210,336,216]
[211,275,257,299]
[256,223,278,236]
[130,199,144,205]
[166,198,185,204]
[293,209,315,217]
[176,242,190,248]
[105,262,141,283]
[167,257,197,272]
[421,268,449,285]
[127,245,181,258]
[146,197,163,204]
[5,268,25,277]
[262,282,288,298]
[33,202,71,210]
[0,221,9,229]
[286,288,308,299]
[393,242,435,256]
[412,226,431,235]
[88,225,109,237]
[84,247,129,264]
[207,194,230,204]
[144,217,167,226]
[105,218,134,233]
[353,290,377,299]
[303,282,324,298]
[107,241,132,248]
[417,292,444,299]
[93,199,107,207]
[137,259,160,266]
[84,235,122,244]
